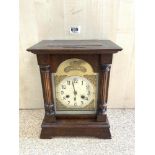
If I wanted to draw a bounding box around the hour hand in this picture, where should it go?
[81,95,88,100]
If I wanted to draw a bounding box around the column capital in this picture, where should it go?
[100,64,111,72]
[39,65,51,72]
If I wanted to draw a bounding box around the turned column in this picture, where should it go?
[97,59,111,122]
[39,64,56,122]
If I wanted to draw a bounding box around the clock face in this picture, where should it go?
[56,76,95,108]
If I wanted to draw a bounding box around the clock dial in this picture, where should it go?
[56,76,95,108]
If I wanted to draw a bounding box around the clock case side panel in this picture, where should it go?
[37,54,56,123]
[97,54,113,122]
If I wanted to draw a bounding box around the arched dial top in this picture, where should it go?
[56,58,94,75]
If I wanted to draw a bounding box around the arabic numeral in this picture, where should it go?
[81,81,83,85]
[62,85,66,89]
[73,79,78,83]
[85,97,88,101]
[87,91,90,95]
[67,81,70,85]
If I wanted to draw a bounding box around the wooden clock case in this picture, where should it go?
[27,40,122,139]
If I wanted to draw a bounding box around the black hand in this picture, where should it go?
[81,95,88,100]
[72,81,77,95]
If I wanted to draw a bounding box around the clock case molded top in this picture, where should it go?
[27,40,122,54]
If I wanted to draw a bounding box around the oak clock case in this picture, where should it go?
[27,40,122,139]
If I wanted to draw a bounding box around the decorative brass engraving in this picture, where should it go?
[83,99,95,110]
[55,98,68,109]
[55,75,67,86]
[64,59,87,73]
[84,75,97,86]
[55,58,94,75]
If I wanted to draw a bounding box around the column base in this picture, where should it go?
[97,114,107,122]
[43,115,56,123]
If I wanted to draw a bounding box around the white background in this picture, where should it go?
[19,0,135,109]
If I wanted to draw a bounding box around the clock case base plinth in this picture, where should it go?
[40,117,111,139]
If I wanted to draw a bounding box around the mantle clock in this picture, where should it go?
[27,40,122,139]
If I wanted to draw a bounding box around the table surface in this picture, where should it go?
[20,109,134,155]
[27,40,122,54]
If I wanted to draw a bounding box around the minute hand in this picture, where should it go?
[72,81,77,95]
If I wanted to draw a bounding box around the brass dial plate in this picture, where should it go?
[52,58,98,114]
